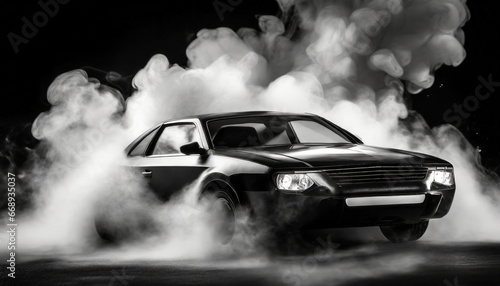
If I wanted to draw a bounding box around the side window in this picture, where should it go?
[129,128,159,157]
[152,124,200,155]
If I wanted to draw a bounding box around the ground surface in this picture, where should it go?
[3,240,500,286]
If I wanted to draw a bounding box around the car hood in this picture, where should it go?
[213,144,451,169]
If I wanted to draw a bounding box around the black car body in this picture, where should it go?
[110,111,455,243]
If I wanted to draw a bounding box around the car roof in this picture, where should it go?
[163,111,317,123]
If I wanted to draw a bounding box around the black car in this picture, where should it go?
[96,111,455,243]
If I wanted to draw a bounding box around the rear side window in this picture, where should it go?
[129,128,159,157]
[152,124,200,155]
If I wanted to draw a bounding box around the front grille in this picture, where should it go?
[324,165,428,186]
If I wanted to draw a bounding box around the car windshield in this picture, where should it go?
[208,116,351,148]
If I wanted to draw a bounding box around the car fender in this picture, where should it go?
[198,172,243,205]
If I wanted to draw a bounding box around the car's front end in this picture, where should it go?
[203,112,456,242]
[268,163,454,229]
[223,145,453,229]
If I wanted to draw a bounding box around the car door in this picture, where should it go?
[139,122,209,201]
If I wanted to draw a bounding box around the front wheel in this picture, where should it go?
[203,185,237,245]
[380,220,429,243]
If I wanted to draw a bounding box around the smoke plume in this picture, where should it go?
[7,0,500,259]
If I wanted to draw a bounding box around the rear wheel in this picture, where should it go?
[94,202,156,243]
[94,216,113,242]
[94,203,117,242]
[380,220,429,243]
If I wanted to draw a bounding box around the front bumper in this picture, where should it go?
[245,184,455,229]
[304,192,452,228]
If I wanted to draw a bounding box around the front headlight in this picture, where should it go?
[276,173,314,191]
[431,170,454,186]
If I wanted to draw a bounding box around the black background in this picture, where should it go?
[1,0,499,173]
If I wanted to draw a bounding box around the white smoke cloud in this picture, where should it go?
[9,0,500,260]
[128,0,499,242]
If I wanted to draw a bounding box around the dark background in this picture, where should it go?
[1,0,499,173]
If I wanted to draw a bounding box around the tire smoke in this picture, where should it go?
[9,0,500,259]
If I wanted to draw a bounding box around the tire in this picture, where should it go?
[94,203,156,243]
[94,216,114,242]
[203,184,237,245]
[94,210,124,243]
[380,220,429,243]
[94,202,116,242]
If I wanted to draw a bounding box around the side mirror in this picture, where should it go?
[180,142,207,155]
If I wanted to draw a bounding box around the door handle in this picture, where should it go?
[142,170,152,178]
